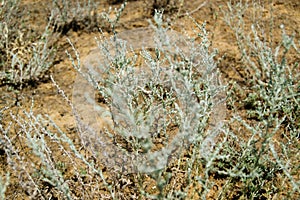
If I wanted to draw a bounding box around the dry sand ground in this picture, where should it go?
[0,0,299,199]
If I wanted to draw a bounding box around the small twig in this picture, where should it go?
[178,1,207,18]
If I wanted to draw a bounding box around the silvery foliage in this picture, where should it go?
[72,11,226,174]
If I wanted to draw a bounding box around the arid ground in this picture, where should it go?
[0,0,299,199]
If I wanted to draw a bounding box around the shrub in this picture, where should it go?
[0,0,55,89]
[69,9,226,197]
[220,1,300,198]
[51,0,100,34]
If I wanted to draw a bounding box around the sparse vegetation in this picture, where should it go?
[0,0,299,199]
[0,0,55,89]
[51,0,100,34]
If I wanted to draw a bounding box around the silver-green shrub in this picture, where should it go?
[219,1,300,198]
[0,0,55,89]
[51,0,100,33]
[71,10,226,176]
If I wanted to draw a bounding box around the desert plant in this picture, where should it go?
[0,0,20,69]
[0,99,117,199]
[0,173,9,199]
[224,1,300,130]
[70,9,226,198]
[51,0,100,34]
[1,1,299,199]
[0,0,55,89]
[218,1,300,198]
[144,0,185,16]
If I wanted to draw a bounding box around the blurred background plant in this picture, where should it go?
[51,0,100,34]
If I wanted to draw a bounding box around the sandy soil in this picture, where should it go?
[0,0,299,199]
